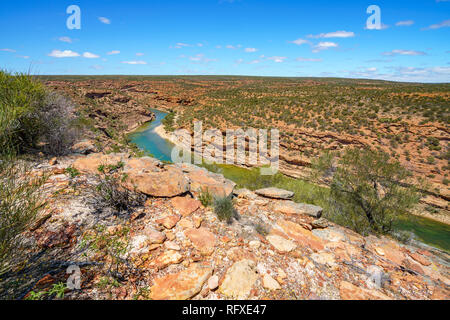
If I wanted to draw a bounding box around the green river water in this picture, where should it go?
[130,109,450,252]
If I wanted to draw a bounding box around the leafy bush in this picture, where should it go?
[213,196,237,223]
[198,188,213,207]
[315,148,420,235]
[0,70,77,155]
[0,157,46,275]
[94,169,144,213]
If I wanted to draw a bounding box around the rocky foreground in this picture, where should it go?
[2,152,449,300]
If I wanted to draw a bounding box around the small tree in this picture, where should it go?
[314,148,420,235]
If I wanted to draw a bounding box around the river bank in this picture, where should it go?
[129,109,450,252]
[151,113,450,226]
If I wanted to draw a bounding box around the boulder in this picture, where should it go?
[71,139,97,155]
[150,262,212,300]
[255,187,294,200]
[219,260,258,299]
[150,250,183,269]
[339,281,390,300]
[185,228,216,255]
[142,228,166,244]
[266,235,297,253]
[171,196,201,216]
[72,153,128,174]
[277,219,325,252]
[124,158,189,197]
[262,274,281,290]
[186,166,236,198]
[156,215,180,229]
[274,201,323,218]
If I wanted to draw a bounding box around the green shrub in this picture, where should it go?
[314,148,420,235]
[0,157,46,275]
[198,188,213,207]
[213,196,237,223]
[0,70,77,155]
[94,172,144,212]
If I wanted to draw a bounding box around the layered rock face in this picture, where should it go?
[18,152,450,301]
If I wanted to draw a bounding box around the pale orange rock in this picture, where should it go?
[156,215,180,229]
[339,281,390,300]
[277,219,325,252]
[185,228,216,255]
[171,196,201,216]
[150,262,212,300]
[150,250,183,269]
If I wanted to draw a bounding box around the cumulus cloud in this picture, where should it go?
[307,31,355,38]
[83,52,100,59]
[107,50,120,55]
[121,60,147,65]
[289,38,310,46]
[188,54,217,64]
[382,49,427,56]
[58,36,73,43]
[48,50,80,58]
[422,19,450,30]
[245,48,258,53]
[395,20,414,27]
[312,42,338,53]
[99,17,111,24]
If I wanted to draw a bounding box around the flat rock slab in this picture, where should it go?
[274,201,323,218]
[150,250,183,269]
[156,215,180,229]
[255,188,294,200]
[171,196,201,216]
[186,166,236,198]
[266,234,297,253]
[219,259,258,299]
[73,153,128,174]
[185,228,216,255]
[339,281,390,300]
[277,219,325,252]
[150,262,212,300]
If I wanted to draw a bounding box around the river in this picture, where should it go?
[129,109,450,252]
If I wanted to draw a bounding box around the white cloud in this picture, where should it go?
[312,42,338,53]
[289,38,309,46]
[395,20,414,27]
[226,45,241,49]
[267,56,287,63]
[366,67,377,72]
[48,50,80,58]
[172,42,191,49]
[121,61,147,65]
[58,36,73,43]
[382,49,427,56]
[83,52,100,59]
[422,19,450,30]
[90,65,104,70]
[245,48,258,53]
[365,23,389,30]
[188,54,217,64]
[0,48,16,53]
[99,17,111,24]
[136,53,145,56]
[107,50,120,55]
[296,57,322,62]
[308,31,355,38]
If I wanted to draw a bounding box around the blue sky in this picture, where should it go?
[0,0,449,82]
